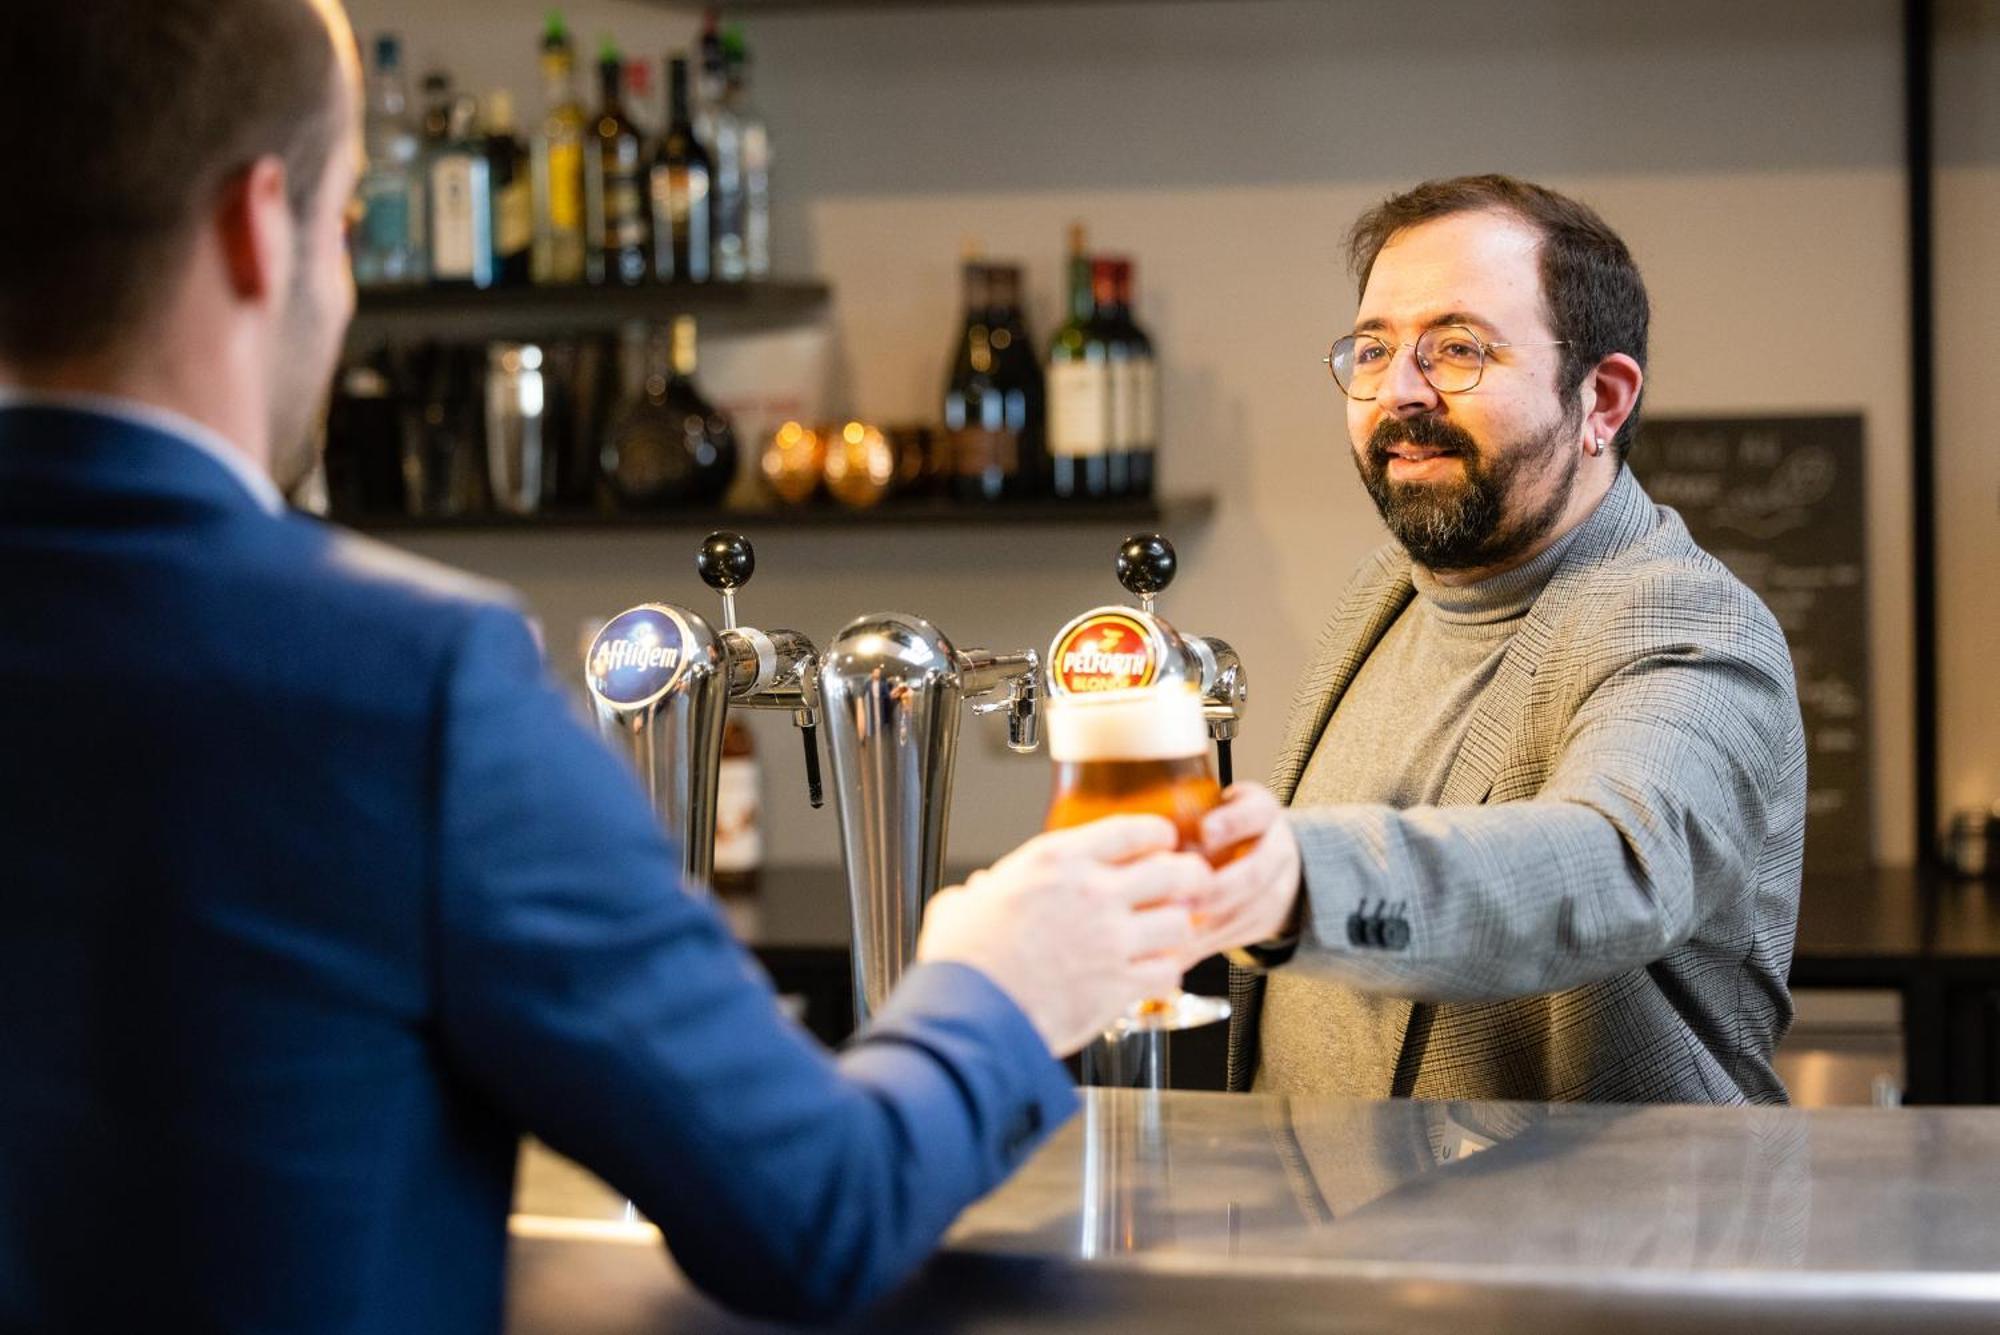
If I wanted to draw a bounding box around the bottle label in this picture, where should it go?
[495,178,533,257]
[950,426,1018,478]
[360,180,412,253]
[548,142,583,231]
[430,154,488,279]
[1108,358,1137,451]
[1048,361,1110,458]
[713,756,763,873]
[1051,611,1159,694]
[1130,356,1159,451]
[607,170,647,249]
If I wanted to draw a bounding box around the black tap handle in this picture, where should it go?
[800,722,824,809]
[1115,533,1177,599]
[696,531,755,592]
[1215,737,1234,790]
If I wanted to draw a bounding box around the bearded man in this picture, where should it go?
[1193,175,1808,1104]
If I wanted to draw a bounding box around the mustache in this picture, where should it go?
[1366,415,1480,463]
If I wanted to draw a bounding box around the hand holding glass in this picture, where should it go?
[1043,686,1233,1033]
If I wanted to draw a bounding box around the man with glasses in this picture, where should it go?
[1192,175,1807,1104]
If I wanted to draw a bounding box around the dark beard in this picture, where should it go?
[1355,409,1580,573]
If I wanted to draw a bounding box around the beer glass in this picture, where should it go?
[1044,685,1231,1032]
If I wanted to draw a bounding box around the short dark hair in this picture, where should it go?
[1346,174,1650,460]
[0,0,343,366]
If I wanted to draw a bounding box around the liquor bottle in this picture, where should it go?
[712,717,763,908]
[649,54,712,283]
[722,26,771,279]
[354,34,425,288]
[427,96,494,289]
[1113,259,1157,498]
[585,41,649,287]
[600,316,738,508]
[696,9,746,282]
[484,91,532,287]
[1047,223,1111,500]
[530,13,587,285]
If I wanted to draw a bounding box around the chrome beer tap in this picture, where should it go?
[818,614,1041,1025]
[1048,533,1249,786]
[584,531,822,894]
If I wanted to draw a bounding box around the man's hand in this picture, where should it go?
[1190,783,1303,960]
[917,815,1211,1057]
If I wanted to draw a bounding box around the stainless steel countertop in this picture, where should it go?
[506,1089,2000,1333]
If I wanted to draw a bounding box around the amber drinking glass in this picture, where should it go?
[1044,686,1231,1032]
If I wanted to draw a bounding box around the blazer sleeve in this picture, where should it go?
[1281,573,1805,1004]
[428,605,1076,1322]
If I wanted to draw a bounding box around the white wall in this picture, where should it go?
[349,0,1925,867]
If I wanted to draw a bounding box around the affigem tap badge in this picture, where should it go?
[587,606,694,708]
[1051,611,1159,694]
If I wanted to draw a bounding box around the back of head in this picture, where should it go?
[0,0,343,371]
[1345,174,1651,458]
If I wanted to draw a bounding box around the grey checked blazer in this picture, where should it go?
[1226,468,1807,1104]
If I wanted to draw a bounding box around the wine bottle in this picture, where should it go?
[1047,223,1111,499]
[1092,257,1135,498]
[600,316,737,508]
[530,13,587,285]
[1114,259,1158,498]
[585,41,649,286]
[649,54,712,282]
[484,90,532,287]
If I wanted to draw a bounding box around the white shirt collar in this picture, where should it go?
[0,387,288,517]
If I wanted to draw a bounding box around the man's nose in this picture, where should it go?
[1378,343,1441,418]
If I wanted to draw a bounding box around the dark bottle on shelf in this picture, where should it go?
[1112,258,1158,498]
[944,258,1044,503]
[585,41,649,286]
[1090,257,1135,499]
[419,69,454,146]
[649,54,712,283]
[600,316,737,508]
[1047,223,1111,500]
[484,90,532,287]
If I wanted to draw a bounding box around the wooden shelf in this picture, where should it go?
[344,278,830,349]
[341,493,1214,535]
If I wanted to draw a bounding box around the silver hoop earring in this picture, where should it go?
[1589,436,1606,457]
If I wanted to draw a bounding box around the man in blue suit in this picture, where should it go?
[0,1,1304,1329]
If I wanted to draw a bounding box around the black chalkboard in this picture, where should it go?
[1629,415,1871,874]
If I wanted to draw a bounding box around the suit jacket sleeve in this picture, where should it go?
[1282,572,1804,1004]
[428,606,1076,1322]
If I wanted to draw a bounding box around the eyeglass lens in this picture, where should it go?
[1329,326,1487,398]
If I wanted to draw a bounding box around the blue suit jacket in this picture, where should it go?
[0,403,1075,1332]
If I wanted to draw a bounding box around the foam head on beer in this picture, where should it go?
[1046,685,1208,764]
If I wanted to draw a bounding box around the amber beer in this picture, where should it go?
[1044,685,1219,849]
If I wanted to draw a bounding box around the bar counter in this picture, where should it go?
[505,1088,2000,1333]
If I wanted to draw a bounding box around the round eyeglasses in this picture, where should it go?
[1323,325,1565,400]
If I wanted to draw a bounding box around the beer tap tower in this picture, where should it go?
[818,614,1042,1025]
[584,531,823,893]
[1046,533,1250,1089]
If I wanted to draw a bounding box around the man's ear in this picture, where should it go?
[1581,352,1644,447]
[213,156,294,305]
